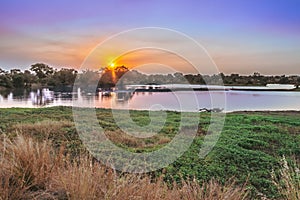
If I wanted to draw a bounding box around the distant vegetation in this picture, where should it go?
[0,63,300,91]
[0,107,299,199]
[0,63,77,91]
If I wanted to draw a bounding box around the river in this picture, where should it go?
[0,88,300,112]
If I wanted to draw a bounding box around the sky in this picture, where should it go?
[0,0,300,75]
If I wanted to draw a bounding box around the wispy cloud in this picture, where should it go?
[0,0,300,74]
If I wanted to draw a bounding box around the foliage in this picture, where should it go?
[1,64,300,91]
[30,63,54,80]
[0,107,299,199]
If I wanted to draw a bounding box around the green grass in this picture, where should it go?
[0,107,299,199]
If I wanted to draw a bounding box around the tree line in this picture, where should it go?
[0,63,77,90]
[1,63,299,91]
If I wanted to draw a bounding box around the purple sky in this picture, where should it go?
[0,0,300,74]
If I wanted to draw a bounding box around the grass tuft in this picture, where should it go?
[272,156,300,200]
[0,134,248,200]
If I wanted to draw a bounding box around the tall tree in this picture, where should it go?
[0,68,13,88]
[30,63,54,85]
[50,68,78,86]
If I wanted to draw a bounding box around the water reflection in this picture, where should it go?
[96,90,137,108]
[30,88,54,105]
[115,90,135,102]
[0,89,76,108]
[0,88,300,112]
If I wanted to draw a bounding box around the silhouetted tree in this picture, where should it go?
[30,63,54,85]
[49,68,77,87]
[0,68,13,88]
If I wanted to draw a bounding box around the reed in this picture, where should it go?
[0,134,248,200]
[271,156,300,200]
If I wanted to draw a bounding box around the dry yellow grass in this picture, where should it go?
[0,134,249,200]
[272,156,300,200]
[9,120,73,140]
[0,135,60,199]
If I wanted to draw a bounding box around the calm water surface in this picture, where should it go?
[0,89,300,112]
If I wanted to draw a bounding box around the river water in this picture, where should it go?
[0,88,300,112]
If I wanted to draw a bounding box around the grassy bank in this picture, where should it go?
[0,107,299,199]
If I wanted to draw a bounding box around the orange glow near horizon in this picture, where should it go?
[110,48,199,74]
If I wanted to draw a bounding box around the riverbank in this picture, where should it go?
[0,107,299,199]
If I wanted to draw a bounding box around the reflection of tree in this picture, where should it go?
[31,89,54,106]
[115,91,134,102]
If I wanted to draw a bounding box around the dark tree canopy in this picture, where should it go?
[30,63,54,80]
[0,64,300,91]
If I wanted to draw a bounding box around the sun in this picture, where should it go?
[108,63,115,70]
